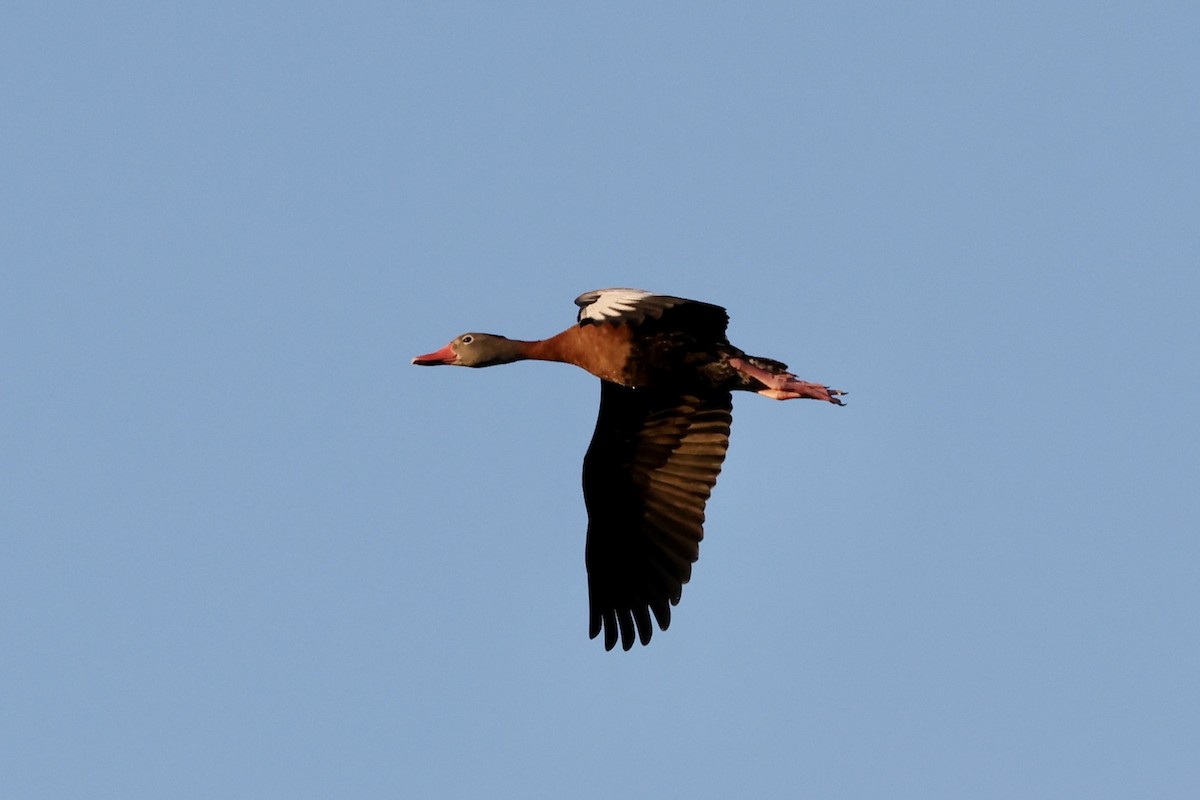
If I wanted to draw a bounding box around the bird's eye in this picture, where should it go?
[461,335,474,345]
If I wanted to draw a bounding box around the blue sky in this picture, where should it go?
[4,3,1198,798]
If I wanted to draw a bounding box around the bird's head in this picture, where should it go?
[411,333,521,368]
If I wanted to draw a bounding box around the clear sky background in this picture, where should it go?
[4,3,1198,798]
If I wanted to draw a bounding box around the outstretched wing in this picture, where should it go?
[575,288,729,341]
[582,381,732,650]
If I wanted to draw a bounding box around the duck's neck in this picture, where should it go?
[522,326,631,384]
[490,328,629,383]
[519,329,579,366]
[479,336,567,366]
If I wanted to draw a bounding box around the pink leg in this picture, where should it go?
[728,358,846,404]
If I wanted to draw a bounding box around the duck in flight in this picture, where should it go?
[413,288,845,650]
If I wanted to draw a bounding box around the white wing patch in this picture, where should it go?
[575,288,654,323]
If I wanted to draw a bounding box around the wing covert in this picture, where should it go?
[575,288,729,341]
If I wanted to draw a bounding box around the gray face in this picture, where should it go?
[448,333,517,367]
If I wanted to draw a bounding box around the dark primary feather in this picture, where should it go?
[583,382,732,650]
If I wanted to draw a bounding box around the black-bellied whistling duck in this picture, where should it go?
[413,288,844,651]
